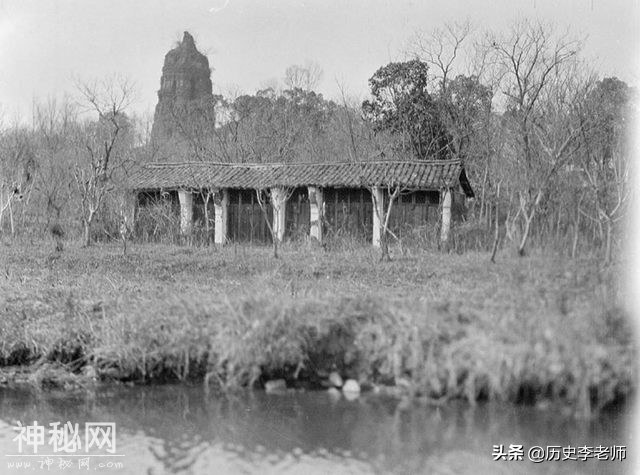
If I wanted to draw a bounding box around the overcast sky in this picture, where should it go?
[0,0,638,122]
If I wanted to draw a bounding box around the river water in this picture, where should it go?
[0,385,631,474]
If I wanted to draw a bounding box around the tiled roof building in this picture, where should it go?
[129,160,473,193]
[128,160,474,247]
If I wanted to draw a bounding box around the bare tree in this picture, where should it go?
[370,183,402,262]
[0,185,22,235]
[488,20,584,256]
[577,78,634,263]
[284,62,323,91]
[163,99,220,244]
[116,189,136,256]
[410,21,472,93]
[0,123,36,235]
[255,187,294,258]
[336,84,404,261]
[408,21,513,255]
[581,145,630,263]
[32,96,78,232]
[72,77,135,246]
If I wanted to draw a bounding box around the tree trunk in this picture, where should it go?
[596,220,604,244]
[203,192,211,246]
[9,200,14,236]
[83,212,96,247]
[380,232,390,262]
[518,215,533,257]
[605,218,612,264]
[479,165,489,222]
[83,221,91,247]
[571,221,580,259]
[490,200,500,263]
[517,191,541,257]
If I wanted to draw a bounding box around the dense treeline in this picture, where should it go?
[0,20,634,261]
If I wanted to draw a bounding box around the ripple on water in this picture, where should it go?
[0,386,631,475]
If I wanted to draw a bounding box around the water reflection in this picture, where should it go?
[0,385,630,474]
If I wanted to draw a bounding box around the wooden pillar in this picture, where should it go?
[308,186,324,243]
[122,190,137,231]
[440,188,452,246]
[271,187,287,243]
[371,186,384,247]
[213,188,228,246]
[178,190,193,235]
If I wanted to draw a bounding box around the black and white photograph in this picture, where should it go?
[0,1,638,474]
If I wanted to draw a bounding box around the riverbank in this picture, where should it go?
[0,240,635,417]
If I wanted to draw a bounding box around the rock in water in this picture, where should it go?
[328,371,343,388]
[151,31,215,147]
[342,379,360,394]
[327,387,342,400]
[264,379,287,393]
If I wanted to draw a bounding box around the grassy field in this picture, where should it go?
[0,238,635,418]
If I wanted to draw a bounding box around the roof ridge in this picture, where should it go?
[142,159,462,169]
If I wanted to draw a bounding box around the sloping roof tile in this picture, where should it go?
[128,160,473,196]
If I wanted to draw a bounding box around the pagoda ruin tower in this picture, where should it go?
[151,31,215,143]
